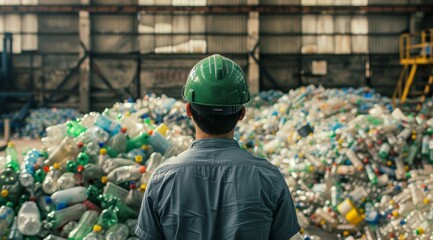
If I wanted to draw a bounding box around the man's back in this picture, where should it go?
[135,138,300,240]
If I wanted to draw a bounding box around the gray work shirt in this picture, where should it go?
[135,138,300,240]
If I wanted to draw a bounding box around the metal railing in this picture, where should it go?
[400,29,433,64]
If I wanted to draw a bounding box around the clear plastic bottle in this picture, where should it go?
[140,152,163,186]
[97,148,109,167]
[105,224,129,240]
[108,128,128,153]
[107,165,146,184]
[57,172,76,190]
[148,124,173,155]
[102,158,140,174]
[125,182,142,211]
[0,203,15,237]
[44,137,79,166]
[5,142,20,172]
[43,235,67,240]
[45,203,86,229]
[95,115,121,136]
[17,201,42,236]
[42,163,62,194]
[49,186,88,205]
[68,210,99,240]
[7,216,23,240]
[83,225,104,240]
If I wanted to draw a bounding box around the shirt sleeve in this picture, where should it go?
[135,174,165,240]
[268,176,301,240]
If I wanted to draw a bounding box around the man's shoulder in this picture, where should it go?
[154,147,282,176]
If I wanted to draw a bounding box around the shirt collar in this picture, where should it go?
[190,138,240,149]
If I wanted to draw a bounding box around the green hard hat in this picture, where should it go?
[182,54,250,115]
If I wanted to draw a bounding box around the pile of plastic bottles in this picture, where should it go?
[0,94,195,239]
[0,108,81,139]
[1,88,433,239]
[237,85,433,239]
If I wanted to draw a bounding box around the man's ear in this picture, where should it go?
[239,107,246,121]
[186,102,192,119]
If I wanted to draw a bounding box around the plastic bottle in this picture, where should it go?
[44,137,79,166]
[345,149,364,171]
[38,196,55,217]
[106,165,146,185]
[95,115,121,136]
[57,172,76,190]
[48,186,88,205]
[126,132,150,152]
[67,120,87,138]
[43,235,67,240]
[108,128,128,154]
[125,182,142,211]
[97,148,109,167]
[5,142,20,172]
[104,223,129,240]
[83,225,104,240]
[140,152,163,186]
[89,126,110,143]
[60,221,77,238]
[0,203,15,237]
[148,124,173,155]
[17,201,42,236]
[7,216,23,240]
[68,210,99,240]
[0,167,18,185]
[82,163,105,182]
[102,158,140,174]
[42,163,62,194]
[45,203,86,229]
[97,206,118,229]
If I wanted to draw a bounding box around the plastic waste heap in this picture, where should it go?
[1,88,433,239]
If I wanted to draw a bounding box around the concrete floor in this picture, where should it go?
[0,137,44,157]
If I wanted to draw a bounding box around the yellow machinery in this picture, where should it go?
[393,29,433,111]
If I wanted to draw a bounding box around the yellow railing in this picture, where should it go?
[400,29,433,64]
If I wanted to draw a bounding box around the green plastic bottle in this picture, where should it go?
[97,206,118,229]
[77,152,90,166]
[68,210,99,240]
[66,120,87,138]
[126,132,150,152]
[5,142,20,172]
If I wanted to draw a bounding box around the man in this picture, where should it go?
[135,54,300,240]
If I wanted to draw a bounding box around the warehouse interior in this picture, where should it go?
[1,0,433,239]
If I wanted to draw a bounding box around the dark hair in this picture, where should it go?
[190,106,241,135]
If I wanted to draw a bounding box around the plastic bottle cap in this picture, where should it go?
[100,148,107,155]
[392,210,399,218]
[343,231,350,237]
[423,198,430,204]
[345,209,363,225]
[53,163,60,170]
[135,155,143,163]
[139,166,147,173]
[148,130,154,135]
[5,202,13,208]
[45,196,52,204]
[156,123,169,136]
[7,142,14,147]
[93,225,103,232]
[101,176,108,184]
[141,145,149,150]
[43,166,50,173]
[77,142,84,148]
[56,202,67,210]
[140,184,147,192]
[1,189,9,198]
[121,127,127,133]
[77,165,84,173]
[130,183,137,190]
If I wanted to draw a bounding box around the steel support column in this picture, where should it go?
[247,10,259,94]
[79,1,91,113]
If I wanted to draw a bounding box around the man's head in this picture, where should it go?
[182,54,250,136]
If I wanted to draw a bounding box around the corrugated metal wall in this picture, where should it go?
[1,0,429,110]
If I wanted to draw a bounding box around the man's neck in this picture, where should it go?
[195,128,234,140]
